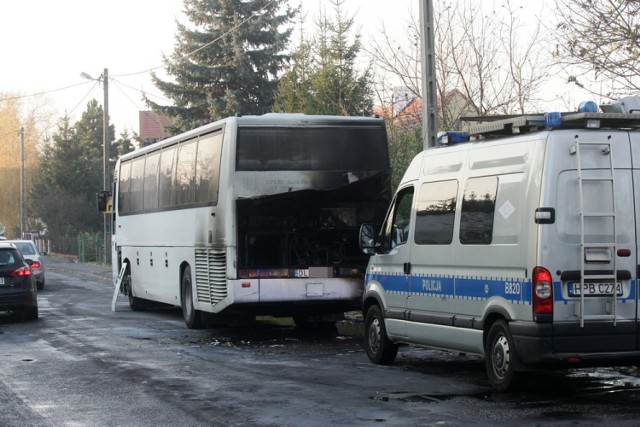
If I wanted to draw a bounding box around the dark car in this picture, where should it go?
[5,240,45,290]
[0,242,38,320]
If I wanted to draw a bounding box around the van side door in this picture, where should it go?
[367,185,415,338]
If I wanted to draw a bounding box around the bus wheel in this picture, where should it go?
[364,305,398,365]
[124,267,145,312]
[181,266,204,329]
[485,320,516,391]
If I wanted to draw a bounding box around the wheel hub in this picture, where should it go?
[492,335,510,377]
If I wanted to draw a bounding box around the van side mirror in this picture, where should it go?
[359,223,376,255]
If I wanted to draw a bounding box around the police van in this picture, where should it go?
[359,97,640,390]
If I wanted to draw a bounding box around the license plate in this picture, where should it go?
[568,282,623,297]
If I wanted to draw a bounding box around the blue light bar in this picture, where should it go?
[544,112,562,128]
[437,131,470,145]
[578,100,598,113]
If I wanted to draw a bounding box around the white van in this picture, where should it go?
[360,100,640,390]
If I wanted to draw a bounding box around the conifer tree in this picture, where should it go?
[274,0,373,116]
[147,0,295,133]
[31,100,114,237]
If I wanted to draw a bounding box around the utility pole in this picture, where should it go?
[81,68,111,263]
[19,127,25,239]
[103,68,111,264]
[420,0,438,148]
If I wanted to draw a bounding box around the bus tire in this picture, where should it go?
[124,267,145,312]
[181,266,204,329]
[485,320,516,391]
[364,304,398,365]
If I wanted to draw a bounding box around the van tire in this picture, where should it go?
[181,266,204,329]
[364,305,398,365]
[485,320,516,391]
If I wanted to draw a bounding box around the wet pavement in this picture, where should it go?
[3,255,638,425]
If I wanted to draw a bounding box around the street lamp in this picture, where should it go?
[81,68,111,264]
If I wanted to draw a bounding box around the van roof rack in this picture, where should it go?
[460,112,640,138]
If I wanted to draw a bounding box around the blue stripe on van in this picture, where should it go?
[367,273,637,305]
[366,272,533,304]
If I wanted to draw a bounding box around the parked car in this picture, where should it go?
[0,242,38,320]
[5,240,45,290]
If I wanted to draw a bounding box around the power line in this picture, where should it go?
[0,80,94,102]
[110,77,172,105]
[112,0,277,79]
[67,80,100,117]
[1,0,280,114]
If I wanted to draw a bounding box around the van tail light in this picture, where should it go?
[11,266,32,277]
[532,266,553,315]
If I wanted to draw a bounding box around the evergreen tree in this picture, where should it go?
[113,130,136,157]
[386,120,422,190]
[274,0,373,116]
[31,115,101,238]
[75,99,114,195]
[31,100,114,238]
[146,0,296,133]
[272,21,313,113]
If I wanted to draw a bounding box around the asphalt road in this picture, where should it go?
[2,256,640,426]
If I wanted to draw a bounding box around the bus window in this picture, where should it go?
[175,140,197,205]
[118,161,132,213]
[195,132,223,204]
[143,151,160,210]
[159,146,177,208]
[129,157,145,212]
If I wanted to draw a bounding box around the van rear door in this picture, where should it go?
[545,129,637,352]
[629,132,640,349]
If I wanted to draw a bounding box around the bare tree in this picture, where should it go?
[368,1,552,129]
[553,0,640,99]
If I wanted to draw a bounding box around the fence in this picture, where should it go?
[42,232,106,263]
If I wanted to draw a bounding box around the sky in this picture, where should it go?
[0,0,573,140]
[0,0,415,138]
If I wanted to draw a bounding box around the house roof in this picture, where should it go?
[139,111,172,141]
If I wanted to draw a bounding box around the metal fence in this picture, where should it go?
[42,232,106,263]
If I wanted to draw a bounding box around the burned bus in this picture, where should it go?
[108,114,391,328]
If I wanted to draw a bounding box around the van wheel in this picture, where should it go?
[181,266,204,329]
[485,320,516,391]
[365,305,398,365]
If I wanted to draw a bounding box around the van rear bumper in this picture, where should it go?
[510,320,640,366]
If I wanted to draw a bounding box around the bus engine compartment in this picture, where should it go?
[236,174,389,280]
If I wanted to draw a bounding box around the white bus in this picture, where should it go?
[106,114,391,328]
